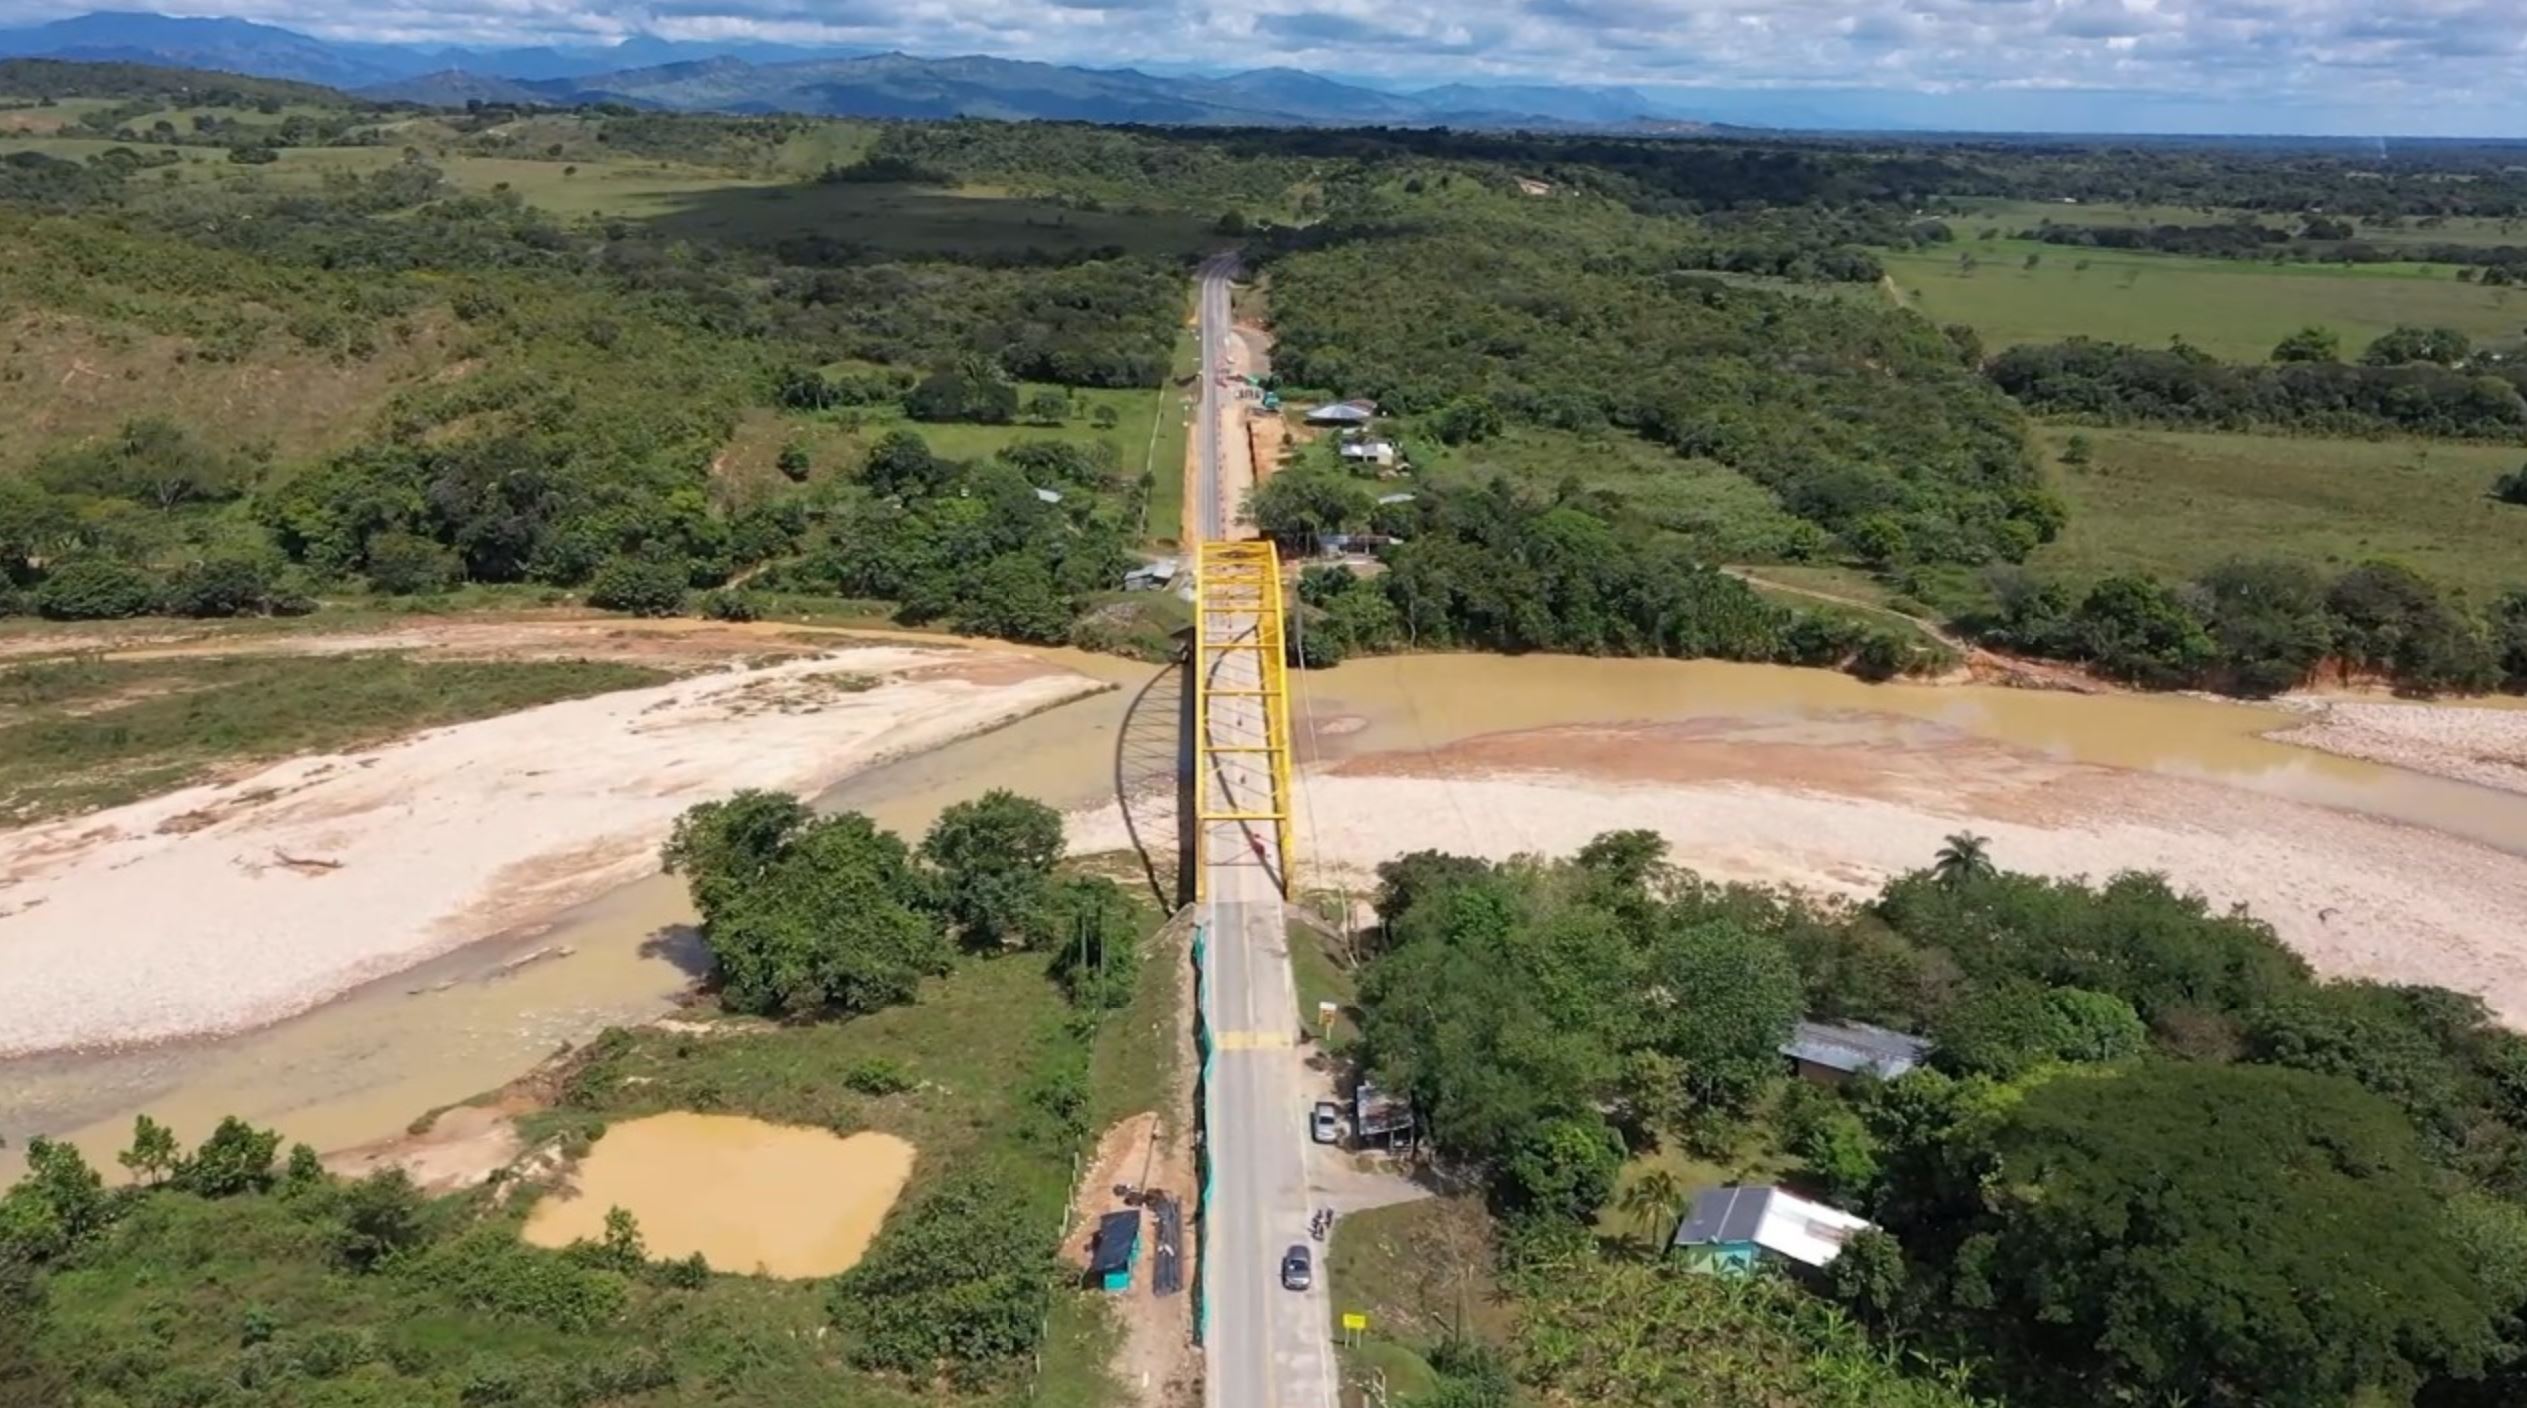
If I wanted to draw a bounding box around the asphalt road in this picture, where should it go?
[1195,254,1338,1408]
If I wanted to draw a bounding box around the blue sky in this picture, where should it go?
[8,0,2527,134]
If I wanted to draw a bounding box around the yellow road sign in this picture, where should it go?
[1341,1312,1368,1332]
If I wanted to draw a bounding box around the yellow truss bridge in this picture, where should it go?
[1191,539,1297,901]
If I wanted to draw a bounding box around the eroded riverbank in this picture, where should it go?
[10,644,2527,1183]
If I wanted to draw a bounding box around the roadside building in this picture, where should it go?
[1353,1080,1415,1150]
[1780,1018,1932,1085]
[1337,437,1398,468]
[1090,1208,1141,1292]
[1304,399,1378,427]
[1670,1184,1873,1276]
[1123,557,1179,592]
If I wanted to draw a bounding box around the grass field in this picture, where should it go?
[880,382,1178,488]
[1411,426,1813,562]
[0,654,669,824]
[1883,238,2527,361]
[1146,319,1199,545]
[2030,425,2527,599]
[1324,1197,1508,1406]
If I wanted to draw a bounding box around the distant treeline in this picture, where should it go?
[1969,558,2527,696]
[2019,219,2527,276]
[1986,338,2527,438]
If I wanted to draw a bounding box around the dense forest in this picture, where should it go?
[1350,831,2527,1407]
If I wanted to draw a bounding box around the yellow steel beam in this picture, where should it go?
[1192,538,1298,901]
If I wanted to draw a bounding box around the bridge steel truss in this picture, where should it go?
[1190,539,1297,902]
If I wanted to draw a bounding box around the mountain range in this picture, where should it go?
[0,10,1714,130]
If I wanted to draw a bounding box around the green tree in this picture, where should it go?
[1929,831,1993,889]
[775,440,812,482]
[2362,325,2472,367]
[363,531,459,595]
[661,788,815,914]
[1504,1113,1625,1223]
[334,1168,427,1271]
[664,797,947,1019]
[117,1114,180,1186]
[1249,469,1372,549]
[173,1116,282,1198]
[0,1136,113,1262]
[863,430,947,498]
[1931,980,2145,1078]
[921,789,1066,949]
[1428,396,1503,445]
[1847,513,1909,567]
[2493,465,2527,506]
[1646,918,1803,1113]
[585,554,688,617]
[1022,389,1071,425]
[2067,573,2218,687]
[33,556,155,620]
[1616,1167,1685,1246]
[2270,325,2342,363]
[1090,403,1120,430]
[1893,1062,2497,1407]
[2058,432,2092,466]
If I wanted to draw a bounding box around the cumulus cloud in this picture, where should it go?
[1,0,2520,131]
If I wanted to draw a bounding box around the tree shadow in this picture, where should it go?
[637,923,711,979]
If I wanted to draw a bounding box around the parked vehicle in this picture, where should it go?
[1280,1244,1312,1291]
[1310,1101,1342,1144]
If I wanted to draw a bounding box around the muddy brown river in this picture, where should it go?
[7,649,2524,1180]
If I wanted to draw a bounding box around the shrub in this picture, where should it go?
[586,556,688,617]
[365,532,460,595]
[2495,466,2527,506]
[34,557,156,619]
[158,554,287,618]
[843,1058,914,1095]
[698,589,760,622]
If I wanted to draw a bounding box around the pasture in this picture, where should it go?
[1883,237,2527,361]
[2029,425,2527,600]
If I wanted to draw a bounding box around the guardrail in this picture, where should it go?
[1190,918,1214,1345]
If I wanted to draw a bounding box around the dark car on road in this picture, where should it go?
[1280,1244,1312,1291]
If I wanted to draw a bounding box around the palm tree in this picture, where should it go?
[1619,1168,1685,1251]
[1932,831,1995,889]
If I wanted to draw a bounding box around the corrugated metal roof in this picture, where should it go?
[1780,1019,1932,1078]
[1674,1185,1771,1248]
[1672,1185,1874,1268]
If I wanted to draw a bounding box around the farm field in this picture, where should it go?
[2028,425,2527,599]
[1883,237,2527,360]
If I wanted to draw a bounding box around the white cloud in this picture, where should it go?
[1,0,2520,131]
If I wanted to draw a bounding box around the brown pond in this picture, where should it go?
[521,1114,914,1278]
[7,649,2523,1180]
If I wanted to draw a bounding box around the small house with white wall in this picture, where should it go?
[1671,1185,1873,1275]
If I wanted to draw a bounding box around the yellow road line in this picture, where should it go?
[1213,1030,1295,1050]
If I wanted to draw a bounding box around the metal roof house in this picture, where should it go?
[1354,1080,1414,1149]
[1781,1019,1932,1084]
[1090,1209,1140,1292]
[1671,1185,1873,1275]
[1123,557,1179,591]
[1304,399,1378,426]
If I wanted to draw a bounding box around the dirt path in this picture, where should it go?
[1722,567,2100,691]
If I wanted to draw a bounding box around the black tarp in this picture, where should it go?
[1091,1209,1141,1276]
